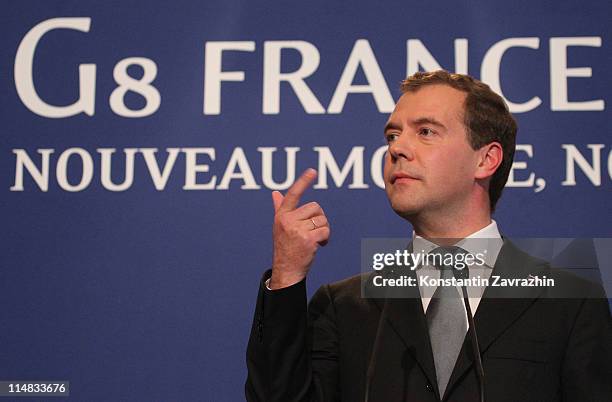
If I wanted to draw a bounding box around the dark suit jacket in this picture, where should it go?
[245,240,612,402]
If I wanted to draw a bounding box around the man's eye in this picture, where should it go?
[385,133,399,143]
[419,128,435,137]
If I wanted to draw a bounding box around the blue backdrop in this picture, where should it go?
[1,1,610,401]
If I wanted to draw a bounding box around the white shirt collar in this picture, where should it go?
[412,220,503,269]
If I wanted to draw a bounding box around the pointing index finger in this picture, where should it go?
[279,168,317,212]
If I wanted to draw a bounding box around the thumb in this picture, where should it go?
[271,191,284,213]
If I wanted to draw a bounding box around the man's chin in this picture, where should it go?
[389,201,420,221]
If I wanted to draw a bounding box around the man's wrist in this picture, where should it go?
[268,271,306,290]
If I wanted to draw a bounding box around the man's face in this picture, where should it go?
[383,84,481,220]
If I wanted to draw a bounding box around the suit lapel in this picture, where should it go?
[371,265,440,400]
[443,239,550,400]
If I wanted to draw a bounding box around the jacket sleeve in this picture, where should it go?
[561,283,612,402]
[245,270,340,402]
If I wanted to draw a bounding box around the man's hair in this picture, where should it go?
[400,70,517,212]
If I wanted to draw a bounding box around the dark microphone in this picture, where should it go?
[453,266,485,402]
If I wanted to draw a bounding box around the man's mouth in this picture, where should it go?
[390,172,421,184]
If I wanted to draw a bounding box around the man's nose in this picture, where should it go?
[388,134,415,162]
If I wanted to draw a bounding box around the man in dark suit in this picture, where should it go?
[245,71,612,401]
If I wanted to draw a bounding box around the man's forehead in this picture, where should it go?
[388,84,467,124]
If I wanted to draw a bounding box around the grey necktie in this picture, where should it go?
[425,247,468,398]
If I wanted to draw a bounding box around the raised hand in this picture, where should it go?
[269,168,330,289]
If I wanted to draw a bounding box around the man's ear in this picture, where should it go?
[475,141,503,180]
